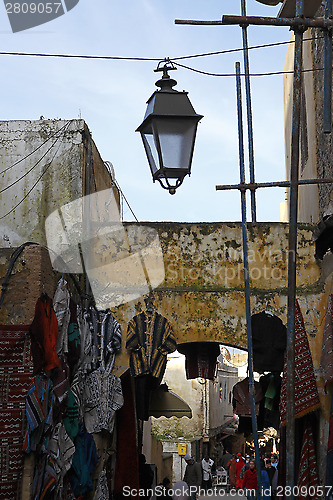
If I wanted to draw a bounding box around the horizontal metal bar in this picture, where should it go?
[222,15,333,28]
[215,178,333,191]
[175,16,333,28]
[175,19,224,25]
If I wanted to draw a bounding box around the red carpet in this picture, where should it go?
[279,301,320,426]
[0,325,33,500]
[297,422,319,498]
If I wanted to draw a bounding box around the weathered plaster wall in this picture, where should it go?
[0,119,116,248]
[209,361,238,434]
[311,6,333,217]
[283,18,333,482]
[114,222,322,373]
[283,31,320,224]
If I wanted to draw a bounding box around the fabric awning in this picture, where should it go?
[149,387,192,419]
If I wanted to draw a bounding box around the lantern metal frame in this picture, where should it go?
[136,59,203,195]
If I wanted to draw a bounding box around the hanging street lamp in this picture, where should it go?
[255,0,281,5]
[136,59,203,195]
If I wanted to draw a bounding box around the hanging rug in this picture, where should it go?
[0,325,32,500]
[279,301,320,426]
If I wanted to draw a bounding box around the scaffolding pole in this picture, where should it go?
[235,61,262,496]
[176,0,333,495]
[241,0,257,223]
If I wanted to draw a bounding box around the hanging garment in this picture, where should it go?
[232,377,263,416]
[258,373,281,431]
[93,470,109,500]
[23,374,53,453]
[63,387,79,441]
[51,354,69,421]
[77,306,122,374]
[251,311,287,373]
[82,369,124,434]
[0,325,33,500]
[114,372,140,498]
[177,342,220,380]
[297,422,319,499]
[279,301,320,426]
[30,293,60,374]
[86,306,122,371]
[312,214,333,260]
[68,428,98,498]
[126,310,176,380]
[67,300,81,375]
[134,374,159,421]
[31,450,57,500]
[47,423,75,493]
[320,294,333,387]
[53,277,70,355]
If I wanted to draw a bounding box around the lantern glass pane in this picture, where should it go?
[155,118,196,172]
[142,131,159,175]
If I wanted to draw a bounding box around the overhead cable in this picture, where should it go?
[0,119,73,175]
[0,121,72,219]
[0,35,319,64]
[0,134,62,193]
[173,60,325,77]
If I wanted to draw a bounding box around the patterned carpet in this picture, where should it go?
[279,301,320,426]
[0,325,33,500]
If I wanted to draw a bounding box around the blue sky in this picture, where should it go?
[0,0,291,222]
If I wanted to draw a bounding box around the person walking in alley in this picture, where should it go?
[227,454,237,490]
[235,453,245,489]
[240,454,251,482]
[201,454,214,491]
[183,453,202,500]
[242,460,258,500]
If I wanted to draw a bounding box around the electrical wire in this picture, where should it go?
[113,179,139,222]
[103,161,139,222]
[173,60,326,77]
[0,51,161,61]
[0,134,62,194]
[0,119,73,176]
[0,121,72,219]
[171,36,319,61]
[0,35,320,64]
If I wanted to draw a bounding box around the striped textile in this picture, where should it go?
[78,306,122,373]
[297,422,319,498]
[0,325,33,500]
[126,311,177,379]
[23,375,53,453]
[279,301,320,426]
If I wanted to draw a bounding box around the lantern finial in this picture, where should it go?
[154,59,178,91]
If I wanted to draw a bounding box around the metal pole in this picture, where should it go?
[241,0,257,223]
[324,0,332,133]
[221,16,333,28]
[235,62,262,495]
[175,17,333,28]
[286,0,304,494]
[216,177,333,191]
